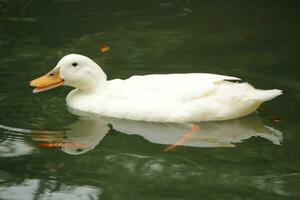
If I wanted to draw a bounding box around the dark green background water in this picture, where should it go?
[0,0,299,199]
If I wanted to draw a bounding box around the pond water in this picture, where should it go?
[0,0,299,199]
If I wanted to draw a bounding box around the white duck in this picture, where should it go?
[30,54,282,123]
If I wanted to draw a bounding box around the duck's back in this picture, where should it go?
[109,73,240,100]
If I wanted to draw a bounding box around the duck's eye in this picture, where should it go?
[72,63,78,67]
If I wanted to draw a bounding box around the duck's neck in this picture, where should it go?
[78,69,108,94]
[78,79,107,95]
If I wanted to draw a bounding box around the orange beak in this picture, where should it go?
[30,70,64,93]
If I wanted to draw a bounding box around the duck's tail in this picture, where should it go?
[253,89,282,102]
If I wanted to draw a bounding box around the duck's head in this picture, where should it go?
[30,54,107,93]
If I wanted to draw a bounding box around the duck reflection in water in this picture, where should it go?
[32,108,283,155]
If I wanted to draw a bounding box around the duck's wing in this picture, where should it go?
[115,73,241,101]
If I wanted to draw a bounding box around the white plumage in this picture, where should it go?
[32,54,282,123]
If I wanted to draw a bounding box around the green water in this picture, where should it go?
[0,0,300,199]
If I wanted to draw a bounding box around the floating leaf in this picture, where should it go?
[99,45,110,53]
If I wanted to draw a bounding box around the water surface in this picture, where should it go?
[0,0,299,199]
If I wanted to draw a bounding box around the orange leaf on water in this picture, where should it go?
[99,45,110,53]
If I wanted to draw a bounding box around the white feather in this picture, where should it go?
[51,54,282,123]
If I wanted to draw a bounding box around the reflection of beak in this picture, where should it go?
[30,70,64,93]
[32,130,65,142]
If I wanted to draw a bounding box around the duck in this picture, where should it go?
[30,54,282,123]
